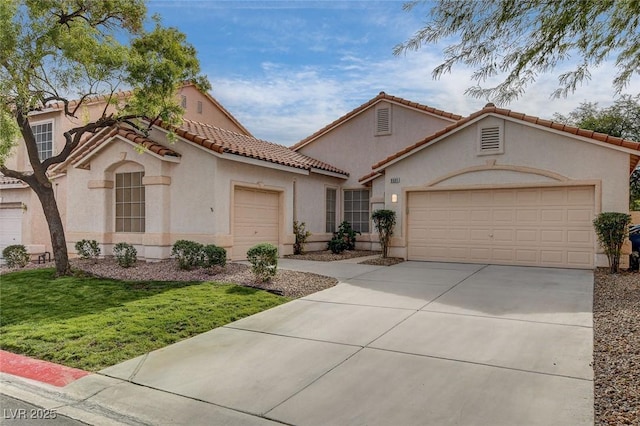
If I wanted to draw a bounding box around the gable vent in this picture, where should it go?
[480,126,501,151]
[376,107,391,135]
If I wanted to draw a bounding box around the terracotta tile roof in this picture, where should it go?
[173,119,348,176]
[362,104,640,182]
[50,126,181,172]
[0,175,28,186]
[291,92,463,151]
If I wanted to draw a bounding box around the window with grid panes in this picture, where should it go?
[326,188,337,233]
[31,122,53,161]
[115,172,145,232]
[343,189,370,233]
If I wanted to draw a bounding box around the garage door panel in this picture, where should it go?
[407,186,594,268]
[541,209,564,223]
[492,209,514,222]
[516,189,540,204]
[540,230,564,243]
[515,250,537,262]
[516,209,539,222]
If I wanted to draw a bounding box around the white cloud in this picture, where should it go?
[210,50,639,146]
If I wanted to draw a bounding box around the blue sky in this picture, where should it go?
[148,0,640,145]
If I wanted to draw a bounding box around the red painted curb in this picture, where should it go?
[0,350,90,387]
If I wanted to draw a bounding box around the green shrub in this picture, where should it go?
[171,240,204,270]
[327,221,360,253]
[593,212,631,273]
[113,243,137,268]
[202,244,227,268]
[74,239,101,261]
[2,245,30,268]
[293,221,312,255]
[327,237,347,254]
[247,243,278,282]
[372,209,396,258]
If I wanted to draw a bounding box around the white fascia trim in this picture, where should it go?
[359,172,382,185]
[498,114,640,156]
[311,168,349,179]
[0,183,28,189]
[223,153,309,175]
[385,99,459,123]
[76,135,180,168]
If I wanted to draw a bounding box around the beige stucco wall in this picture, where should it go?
[298,102,455,187]
[179,85,249,135]
[376,115,631,267]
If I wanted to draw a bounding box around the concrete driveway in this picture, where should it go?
[80,261,593,425]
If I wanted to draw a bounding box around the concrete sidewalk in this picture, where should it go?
[1,261,594,425]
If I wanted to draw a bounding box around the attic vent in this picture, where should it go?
[478,125,503,154]
[376,107,391,135]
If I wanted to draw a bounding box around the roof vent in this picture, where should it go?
[484,102,495,108]
[480,126,501,151]
[375,106,391,135]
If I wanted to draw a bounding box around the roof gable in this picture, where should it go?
[172,119,348,177]
[291,92,462,151]
[360,104,640,183]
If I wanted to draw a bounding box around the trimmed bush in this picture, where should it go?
[113,242,137,268]
[372,209,396,258]
[75,239,101,261]
[2,245,30,268]
[202,244,227,268]
[293,221,312,255]
[593,212,631,273]
[247,243,278,282]
[171,240,204,270]
[327,221,360,254]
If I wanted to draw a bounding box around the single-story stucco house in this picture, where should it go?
[1,88,638,268]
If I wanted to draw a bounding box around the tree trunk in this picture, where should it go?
[32,184,70,276]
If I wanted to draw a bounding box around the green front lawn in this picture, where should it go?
[0,269,287,371]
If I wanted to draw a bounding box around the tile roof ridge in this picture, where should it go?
[291,92,462,151]
[365,103,640,178]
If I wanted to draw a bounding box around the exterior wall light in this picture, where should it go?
[391,194,398,203]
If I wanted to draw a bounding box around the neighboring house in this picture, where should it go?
[0,84,254,257]
[51,119,347,260]
[356,103,639,269]
[292,92,461,247]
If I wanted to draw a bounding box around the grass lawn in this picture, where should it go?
[0,269,288,371]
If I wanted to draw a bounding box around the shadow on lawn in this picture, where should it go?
[0,268,244,327]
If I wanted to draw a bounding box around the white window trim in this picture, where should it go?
[476,123,504,156]
[28,119,55,165]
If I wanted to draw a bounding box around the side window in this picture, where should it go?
[31,122,53,161]
[326,188,337,233]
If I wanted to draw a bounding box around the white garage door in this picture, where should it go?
[0,208,23,256]
[233,187,280,260]
[407,186,595,268]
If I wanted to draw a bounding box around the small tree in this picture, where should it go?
[593,212,631,273]
[293,221,312,255]
[372,210,396,258]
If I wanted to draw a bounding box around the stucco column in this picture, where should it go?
[142,175,171,260]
